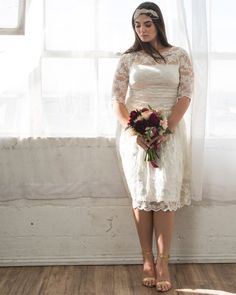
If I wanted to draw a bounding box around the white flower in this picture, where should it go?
[160,119,168,130]
[141,110,152,120]
[127,128,138,136]
[135,115,143,121]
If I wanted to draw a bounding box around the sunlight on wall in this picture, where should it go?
[175,288,235,295]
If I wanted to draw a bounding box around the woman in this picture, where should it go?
[112,1,194,292]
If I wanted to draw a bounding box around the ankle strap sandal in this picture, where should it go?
[141,250,156,288]
[156,253,172,292]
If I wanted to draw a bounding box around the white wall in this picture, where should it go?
[0,138,235,266]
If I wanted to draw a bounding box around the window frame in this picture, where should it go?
[0,0,26,35]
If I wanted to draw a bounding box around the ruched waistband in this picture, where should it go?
[126,88,177,112]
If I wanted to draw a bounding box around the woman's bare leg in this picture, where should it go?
[153,210,175,291]
[132,208,156,287]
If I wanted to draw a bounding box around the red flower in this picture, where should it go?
[130,110,139,120]
[149,112,160,126]
[134,120,148,134]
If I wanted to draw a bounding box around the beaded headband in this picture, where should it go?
[134,8,159,20]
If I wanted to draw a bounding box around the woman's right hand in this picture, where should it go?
[136,135,150,151]
[136,134,165,151]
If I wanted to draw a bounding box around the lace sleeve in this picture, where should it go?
[111,54,130,105]
[177,49,194,100]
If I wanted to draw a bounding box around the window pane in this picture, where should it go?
[0,0,20,28]
[0,94,29,137]
[98,58,118,136]
[41,58,97,136]
[207,60,236,137]
[210,0,236,52]
[45,0,95,51]
[0,66,29,137]
[98,0,141,52]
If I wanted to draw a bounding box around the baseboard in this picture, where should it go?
[0,254,235,266]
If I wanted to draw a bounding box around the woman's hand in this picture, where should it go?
[136,135,150,151]
[155,134,169,146]
[136,134,169,151]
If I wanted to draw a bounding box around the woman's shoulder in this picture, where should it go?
[117,51,131,61]
[117,51,140,67]
[171,46,191,58]
[120,50,141,58]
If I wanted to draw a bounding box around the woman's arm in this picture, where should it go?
[167,48,193,131]
[111,54,131,128]
[151,48,194,146]
[167,96,191,131]
[150,97,190,147]
[112,102,130,129]
[113,101,149,150]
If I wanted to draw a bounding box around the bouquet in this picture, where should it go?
[125,105,172,168]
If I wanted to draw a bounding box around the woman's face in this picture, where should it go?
[134,14,157,44]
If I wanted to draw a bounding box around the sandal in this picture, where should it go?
[156,254,172,292]
[141,250,156,288]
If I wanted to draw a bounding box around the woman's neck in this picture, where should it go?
[150,40,166,51]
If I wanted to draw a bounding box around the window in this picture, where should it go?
[1,0,142,137]
[207,0,236,138]
[41,0,143,137]
[1,0,234,138]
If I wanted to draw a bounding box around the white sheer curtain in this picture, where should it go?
[203,0,236,204]
[137,0,208,202]
[1,0,235,203]
[189,0,208,202]
[0,0,43,138]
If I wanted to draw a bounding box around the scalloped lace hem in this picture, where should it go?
[132,199,191,212]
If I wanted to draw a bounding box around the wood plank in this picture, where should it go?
[0,263,235,294]
[94,265,114,295]
[113,265,134,295]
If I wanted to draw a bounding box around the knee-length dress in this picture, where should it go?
[112,46,194,211]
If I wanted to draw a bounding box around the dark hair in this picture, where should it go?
[124,2,172,62]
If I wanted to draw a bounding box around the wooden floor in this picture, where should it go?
[0,263,235,295]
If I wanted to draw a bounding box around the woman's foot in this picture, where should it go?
[155,254,172,292]
[142,250,156,288]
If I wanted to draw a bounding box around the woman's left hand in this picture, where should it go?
[146,134,169,149]
[156,134,168,146]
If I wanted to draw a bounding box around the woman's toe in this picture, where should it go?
[156,283,162,290]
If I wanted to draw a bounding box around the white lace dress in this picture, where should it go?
[112,46,194,211]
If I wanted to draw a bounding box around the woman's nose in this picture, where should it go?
[140,26,146,33]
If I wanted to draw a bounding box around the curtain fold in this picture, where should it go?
[189,0,208,201]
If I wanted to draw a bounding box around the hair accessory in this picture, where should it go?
[134,8,159,20]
